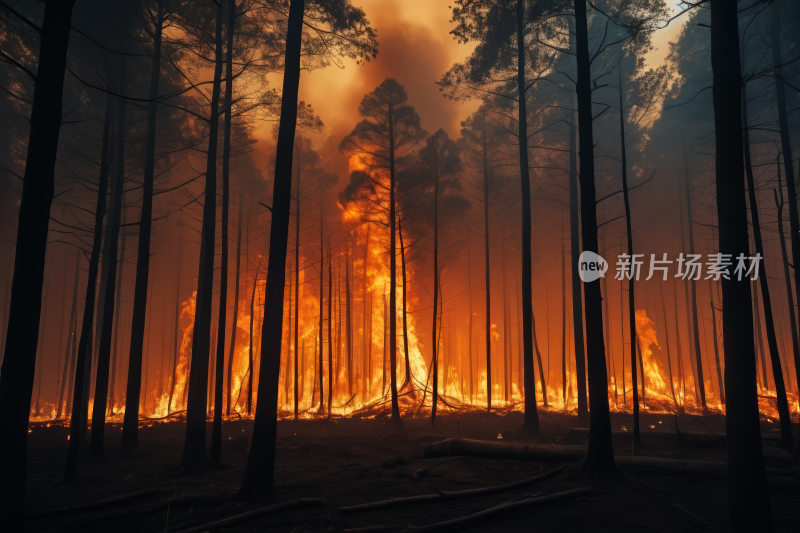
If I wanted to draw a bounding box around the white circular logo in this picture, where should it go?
[578,251,608,282]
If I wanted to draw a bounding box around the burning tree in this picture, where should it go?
[339,78,427,426]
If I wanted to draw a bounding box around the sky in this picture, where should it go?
[252,0,688,184]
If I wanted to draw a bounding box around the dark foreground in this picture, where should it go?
[25,412,799,532]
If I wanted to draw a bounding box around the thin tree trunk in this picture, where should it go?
[710,1,770,526]
[122,2,164,454]
[387,100,402,427]
[237,0,305,500]
[741,157,789,448]
[681,131,707,410]
[328,243,333,416]
[677,179,701,404]
[248,256,263,416]
[774,164,800,400]
[467,226,473,402]
[770,0,800,370]
[516,0,539,434]
[90,59,128,456]
[181,1,223,469]
[573,0,614,474]
[346,235,352,399]
[618,59,641,444]
[482,112,491,412]
[568,85,588,424]
[500,226,508,402]
[399,217,411,389]
[362,225,370,400]
[109,202,127,415]
[708,280,726,405]
[752,278,768,389]
[168,225,184,413]
[659,283,677,406]
[431,145,440,423]
[212,0,236,464]
[65,88,114,479]
[58,254,80,420]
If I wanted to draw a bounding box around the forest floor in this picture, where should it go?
[25,410,799,532]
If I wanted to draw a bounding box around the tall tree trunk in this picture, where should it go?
[600,229,618,405]
[481,112,492,412]
[65,89,114,480]
[762,1,800,400]
[238,0,305,501]
[399,218,411,389]
[122,2,164,454]
[517,0,540,434]
[573,0,614,474]
[294,148,302,416]
[500,225,508,402]
[467,226,473,401]
[319,187,325,414]
[58,254,80,420]
[752,279,767,389]
[227,196,244,416]
[91,59,128,456]
[431,146,440,423]
[561,215,567,407]
[109,202,127,414]
[346,235,352,399]
[710,1,771,527]
[672,275,686,402]
[362,225,370,400]
[708,280,726,405]
[747,159,790,448]
[681,132,707,410]
[774,164,800,399]
[328,243,333,416]
[248,255,263,415]
[212,0,236,464]
[658,283,677,405]
[34,251,54,418]
[770,0,800,367]
[0,0,76,508]
[169,225,184,412]
[181,1,223,470]
[677,179,701,403]
[568,64,588,423]
[618,60,640,444]
[387,101,402,427]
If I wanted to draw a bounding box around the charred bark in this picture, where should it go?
[237,0,305,501]
[573,0,614,475]
[181,1,223,470]
[122,1,164,454]
[90,59,128,457]
[710,1,771,527]
[66,88,114,480]
[212,0,237,464]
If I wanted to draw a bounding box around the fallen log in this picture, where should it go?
[423,439,800,482]
[424,439,585,462]
[404,488,593,533]
[28,488,160,519]
[340,465,565,514]
[172,498,326,533]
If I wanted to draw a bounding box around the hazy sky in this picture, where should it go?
[253,0,688,182]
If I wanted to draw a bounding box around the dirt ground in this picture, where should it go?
[24,411,799,532]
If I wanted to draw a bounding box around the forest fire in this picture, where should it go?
[4,0,800,531]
